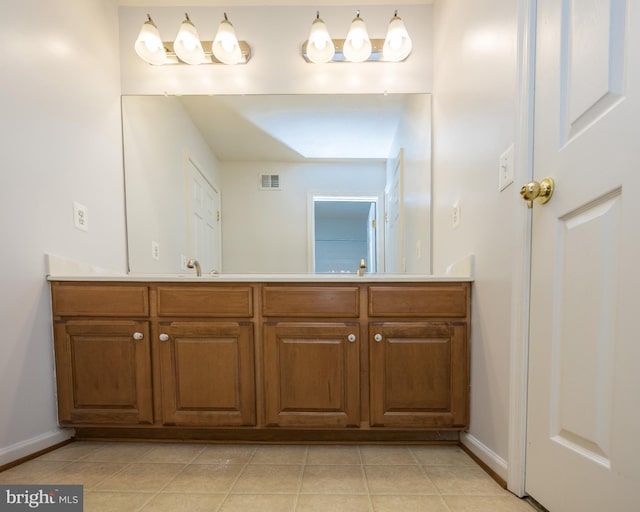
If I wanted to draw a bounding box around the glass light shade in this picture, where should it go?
[212,19,241,65]
[383,15,412,62]
[306,16,334,63]
[174,16,205,65]
[134,17,167,65]
[343,16,372,63]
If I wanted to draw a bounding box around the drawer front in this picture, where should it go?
[262,286,360,317]
[157,286,253,317]
[52,284,149,317]
[368,285,468,318]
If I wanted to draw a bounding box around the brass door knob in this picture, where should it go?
[520,178,554,208]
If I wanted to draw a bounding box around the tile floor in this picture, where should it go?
[0,442,535,512]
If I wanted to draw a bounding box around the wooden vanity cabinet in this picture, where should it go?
[155,286,256,427]
[368,285,470,429]
[262,286,361,428]
[51,283,153,425]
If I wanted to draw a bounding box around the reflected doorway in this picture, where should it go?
[311,196,379,274]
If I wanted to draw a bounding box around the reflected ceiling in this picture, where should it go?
[177,94,408,161]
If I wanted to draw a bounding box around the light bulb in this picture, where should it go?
[383,12,412,62]
[134,15,167,65]
[305,12,334,63]
[343,12,371,63]
[212,14,242,64]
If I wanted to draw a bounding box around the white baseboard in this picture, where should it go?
[460,432,508,482]
[0,429,74,467]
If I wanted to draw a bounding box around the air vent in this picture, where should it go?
[259,174,281,190]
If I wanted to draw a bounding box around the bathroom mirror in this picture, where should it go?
[122,93,432,275]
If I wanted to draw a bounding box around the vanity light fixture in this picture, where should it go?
[302,10,412,63]
[134,13,251,65]
[343,10,372,63]
[305,12,335,64]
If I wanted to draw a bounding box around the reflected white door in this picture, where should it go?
[525,1,640,510]
[186,157,220,274]
[367,202,377,273]
[384,149,404,273]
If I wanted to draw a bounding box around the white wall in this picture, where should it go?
[432,0,518,478]
[220,161,386,273]
[0,0,125,464]
[118,5,433,95]
[122,96,222,273]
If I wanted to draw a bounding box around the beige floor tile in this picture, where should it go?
[38,461,128,489]
[193,445,256,465]
[163,464,244,493]
[137,443,205,464]
[220,494,297,512]
[365,465,438,495]
[359,446,418,465]
[444,495,535,512]
[411,446,476,466]
[140,492,226,512]
[95,463,185,492]
[306,446,362,465]
[251,445,308,465]
[296,494,372,512]
[0,460,71,484]
[300,465,368,495]
[37,441,107,461]
[84,491,153,512]
[424,466,508,496]
[81,442,155,463]
[371,495,451,512]
[232,464,304,494]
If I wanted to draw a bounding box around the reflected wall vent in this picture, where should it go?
[259,174,281,190]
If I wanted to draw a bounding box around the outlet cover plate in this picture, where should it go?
[499,144,515,191]
[73,202,88,231]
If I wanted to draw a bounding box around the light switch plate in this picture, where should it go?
[499,144,515,191]
[452,202,461,229]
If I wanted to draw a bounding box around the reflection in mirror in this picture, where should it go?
[121,93,432,275]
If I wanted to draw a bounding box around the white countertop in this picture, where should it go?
[45,254,475,283]
[47,273,473,283]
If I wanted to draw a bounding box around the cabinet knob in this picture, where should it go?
[347,334,357,343]
[159,333,170,342]
[132,332,144,340]
[374,333,383,342]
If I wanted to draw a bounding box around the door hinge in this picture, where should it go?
[371,219,376,228]
[216,211,221,221]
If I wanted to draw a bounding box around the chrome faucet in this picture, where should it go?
[356,259,366,276]
[187,258,201,276]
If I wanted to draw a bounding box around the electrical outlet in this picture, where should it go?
[151,241,160,260]
[180,254,187,270]
[73,202,88,231]
[499,144,515,191]
[452,202,461,229]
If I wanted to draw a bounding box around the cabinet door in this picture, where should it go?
[263,322,360,428]
[159,321,255,426]
[53,320,153,425]
[369,322,468,428]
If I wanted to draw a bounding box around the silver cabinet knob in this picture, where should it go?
[374,333,383,342]
[347,334,357,343]
[133,332,144,340]
[159,333,170,342]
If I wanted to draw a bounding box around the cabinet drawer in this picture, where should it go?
[52,284,149,317]
[368,285,468,318]
[262,286,360,317]
[157,286,253,317]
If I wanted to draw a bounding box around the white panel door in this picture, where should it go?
[526,0,640,510]
[186,157,220,274]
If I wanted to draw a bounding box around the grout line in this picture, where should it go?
[291,445,309,512]
[357,446,376,512]
[213,445,259,512]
